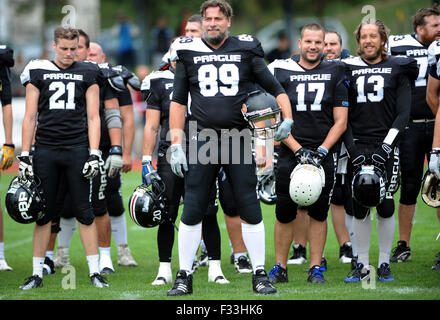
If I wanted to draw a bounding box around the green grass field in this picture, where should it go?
[0,169,439,302]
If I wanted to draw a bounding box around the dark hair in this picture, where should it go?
[354,20,390,61]
[200,0,233,19]
[54,26,79,44]
[412,5,440,33]
[300,23,325,39]
[187,14,202,24]
[325,30,342,45]
[78,29,90,49]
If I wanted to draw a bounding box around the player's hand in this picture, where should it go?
[371,143,392,167]
[105,146,123,178]
[1,143,14,170]
[294,148,316,165]
[170,144,187,178]
[312,146,328,167]
[274,118,293,141]
[429,149,440,179]
[122,153,132,173]
[142,160,160,185]
[17,154,33,181]
[83,150,101,179]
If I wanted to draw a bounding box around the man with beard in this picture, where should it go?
[167,0,293,296]
[267,23,348,284]
[343,20,418,282]
[387,6,440,263]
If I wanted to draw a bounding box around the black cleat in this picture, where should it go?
[268,263,288,284]
[167,270,193,296]
[90,273,109,288]
[377,263,394,282]
[344,263,370,283]
[287,244,307,264]
[43,257,55,275]
[307,265,327,284]
[252,269,277,294]
[390,240,411,263]
[20,275,43,290]
[234,255,253,274]
[339,242,354,263]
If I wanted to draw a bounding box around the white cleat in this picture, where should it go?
[117,245,138,267]
[0,259,13,271]
[53,247,70,268]
[208,260,230,284]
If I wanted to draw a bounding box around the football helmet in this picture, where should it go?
[242,90,281,139]
[289,164,325,207]
[5,176,45,224]
[258,172,277,205]
[421,170,440,208]
[352,164,386,208]
[113,65,141,91]
[128,178,168,228]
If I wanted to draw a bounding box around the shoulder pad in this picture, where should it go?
[0,45,14,67]
[170,37,211,61]
[388,34,420,48]
[141,70,174,92]
[342,56,368,67]
[428,40,440,65]
[233,34,264,57]
[20,59,58,85]
[391,56,419,81]
[268,58,303,74]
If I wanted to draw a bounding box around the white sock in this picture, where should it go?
[178,222,202,274]
[345,214,358,257]
[59,218,77,248]
[99,247,113,269]
[377,215,395,267]
[86,254,100,276]
[200,239,206,251]
[234,252,247,260]
[158,262,172,274]
[241,221,265,273]
[353,215,372,267]
[0,242,4,260]
[45,250,54,260]
[110,214,128,246]
[32,257,45,278]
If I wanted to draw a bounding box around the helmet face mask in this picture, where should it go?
[242,90,282,140]
[352,164,386,208]
[421,171,440,208]
[5,176,45,224]
[289,164,325,207]
[128,178,168,228]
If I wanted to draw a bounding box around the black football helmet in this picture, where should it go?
[128,178,168,228]
[258,172,277,205]
[421,170,440,208]
[113,65,141,91]
[242,90,281,139]
[352,164,386,208]
[5,176,45,224]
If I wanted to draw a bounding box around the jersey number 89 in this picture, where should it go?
[198,64,239,97]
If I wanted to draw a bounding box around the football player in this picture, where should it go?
[0,44,14,271]
[343,20,418,282]
[167,0,293,296]
[424,36,440,271]
[388,6,440,263]
[18,26,108,289]
[268,23,348,284]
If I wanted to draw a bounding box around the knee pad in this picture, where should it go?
[399,181,421,205]
[51,218,61,234]
[376,198,395,219]
[75,205,95,226]
[275,194,297,223]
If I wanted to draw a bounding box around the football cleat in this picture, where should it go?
[167,270,193,296]
[377,263,394,282]
[0,259,13,271]
[344,263,370,283]
[390,240,411,263]
[234,255,253,274]
[199,247,208,267]
[43,257,55,275]
[339,242,354,264]
[268,263,288,284]
[287,244,307,265]
[152,265,172,285]
[19,275,43,290]
[53,247,70,268]
[191,260,199,274]
[117,245,138,267]
[252,269,277,294]
[90,273,109,288]
[99,256,115,275]
[432,253,440,271]
[351,256,358,270]
[208,260,230,284]
[307,265,327,284]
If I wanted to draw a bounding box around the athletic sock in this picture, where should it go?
[59,217,77,248]
[377,215,395,267]
[86,254,100,276]
[110,214,128,246]
[353,216,372,267]
[241,221,265,273]
[178,222,202,274]
[32,257,45,278]
[0,242,4,260]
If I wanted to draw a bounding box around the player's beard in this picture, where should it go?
[360,46,381,62]
[301,49,322,64]
[203,28,229,46]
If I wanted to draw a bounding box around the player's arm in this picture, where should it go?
[21,83,39,154]
[142,108,160,159]
[427,74,440,116]
[320,106,348,152]
[120,103,134,172]
[86,84,101,151]
[104,97,122,148]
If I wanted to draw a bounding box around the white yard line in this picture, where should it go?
[5,237,32,249]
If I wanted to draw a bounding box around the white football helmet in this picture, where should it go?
[289,164,325,207]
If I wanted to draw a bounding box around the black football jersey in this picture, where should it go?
[428,39,440,80]
[342,55,418,142]
[171,35,266,131]
[388,34,432,119]
[20,59,103,147]
[141,69,177,154]
[268,58,348,149]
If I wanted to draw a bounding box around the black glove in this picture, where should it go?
[312,146,328,167]
[295,148,316,165]
[82,153,101,179]
[371,143,392,167]
[349,148,366,168]
[17,155,33,181]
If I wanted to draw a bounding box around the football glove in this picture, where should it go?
[312,146,328,167]
[274,118,293,141]
[105,145,123,178]
[429,149,440,179]
[348,147,366,168]
[1,143,14,170]
[17,155,33,181]
[170,144,188,178]
[371,143,392,167]
[142,160,161,185]
[82,151,101,179]
[295,148,316,165]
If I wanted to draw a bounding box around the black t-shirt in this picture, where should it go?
[269,58,348,149]
[388,34,432,120]
[21,59,103,147]
[342,55,418,142]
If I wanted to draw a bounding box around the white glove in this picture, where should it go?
[105,146,123,178]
